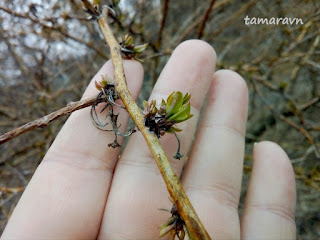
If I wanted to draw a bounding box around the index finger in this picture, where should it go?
[2,60,143,239]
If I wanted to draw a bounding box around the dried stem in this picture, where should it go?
[0,95,105,145]
[98,8,210,240]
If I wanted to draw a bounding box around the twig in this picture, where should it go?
[299,97,320,111]
[0,187,25,194]
[0,95,105,145]
[212,0,258,37]
[0,5,108,59]
[98,8,211,240]
[174,0,231,45]
[5,163,28,185]
[251,79,320,157]
[156,0,170,49]
[198,0,216,39]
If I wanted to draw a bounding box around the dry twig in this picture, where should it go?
[0,95,105,145]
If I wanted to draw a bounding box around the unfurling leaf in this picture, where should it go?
[159,217,175,237]
[158,99,166,115]
[119,34,148,61]
[166,91,183,118]
[143,100,149,111]
[143,91,192,160]
[123,34,133,47]
[94,75,111,91]
[152,106,158,115]
[182,92,191,105]
[168,103,193,123]
[133,43,149,53]
[95,80,103,91]
[167,126,182,133]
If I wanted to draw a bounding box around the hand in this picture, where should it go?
[2,40,296,239]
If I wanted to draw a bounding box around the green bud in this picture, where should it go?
[94,75,110,90]
[167,126,182,133]
[95,80,102,91]
[279,81,287,90]
[152,106,158,115]
[143,100,149,111]
[124,34,133,46]
[92,0,100,6]
[133,43,148,53]
[150,100,156,109]
[159,217,175,238]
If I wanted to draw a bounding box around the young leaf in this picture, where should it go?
[95,80,102,91]
[166,91,183,118]
[159,217,175,238]
[167,126,182,133]
[168,103,193,123]
[124,34,133,46]
[143,100,149,111]
[152,106,158,115]
[182,93,191,105]
[133,43,149,53]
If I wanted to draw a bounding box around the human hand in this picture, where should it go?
[1,40,296,239]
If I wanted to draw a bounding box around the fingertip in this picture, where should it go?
[153,39,217,112]
[241,141,296,239]
[205,69,248,136]
[176,39,217,64]
[253,141,295,187]
[253,140,296,199]
[212,70,248,102]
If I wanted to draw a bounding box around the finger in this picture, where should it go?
[241,141,296,240]
[98,40,217,239]
[181,70,248,239]
[2,60,143,239]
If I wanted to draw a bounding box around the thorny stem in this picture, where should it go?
[98,8,211,240]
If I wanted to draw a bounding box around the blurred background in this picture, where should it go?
[0,0,319,238]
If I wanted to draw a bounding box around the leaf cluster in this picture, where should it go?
[143,91,193,138]
[119,34,148,61]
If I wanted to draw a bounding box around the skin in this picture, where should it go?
[1,40,296,240]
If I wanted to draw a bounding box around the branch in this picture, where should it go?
[198,0,216,39]
[251,79,320,157]
[174,0,231,45]
[98,8,211,240]
[0,95,105,145]
[212,0,258,37]
[0,5,108,59]
[156,0,170,49]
